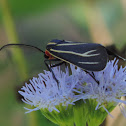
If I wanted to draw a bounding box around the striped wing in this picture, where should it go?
[47,40,108,71]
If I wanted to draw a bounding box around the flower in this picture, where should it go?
[76,59,126,117]
[19,58,126,126]
[18,66,80,113]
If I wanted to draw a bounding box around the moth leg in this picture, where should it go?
[51,61,65,68]
[84,70,99,84]
[44,59,59,85]
[91,72,95,77]
[50,59,61,67]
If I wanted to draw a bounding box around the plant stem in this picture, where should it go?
[0,1,37,126]
[0,0,27,81]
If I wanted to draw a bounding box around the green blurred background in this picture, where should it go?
[0,0,126,126]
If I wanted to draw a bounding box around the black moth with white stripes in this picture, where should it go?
[46,39,125,71]
[0,39,125,84]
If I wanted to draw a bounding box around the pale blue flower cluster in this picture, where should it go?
[75,59,126,117]
[19,67,79,113]
[19,58,126,117]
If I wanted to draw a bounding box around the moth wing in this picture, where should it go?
[48,42,108,71]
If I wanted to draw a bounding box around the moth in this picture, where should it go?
[1,39,125,83]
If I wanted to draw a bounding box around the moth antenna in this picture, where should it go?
[106,49,126,61]
[0,44,45,54]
